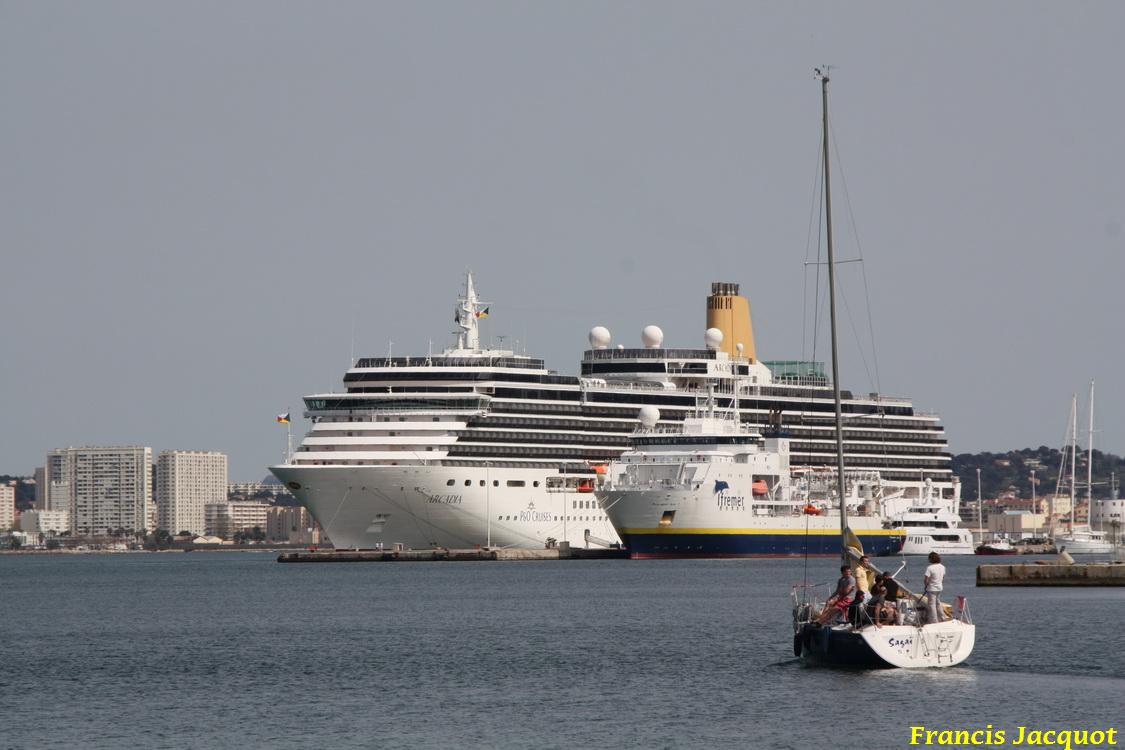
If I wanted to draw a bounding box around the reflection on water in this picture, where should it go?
[0,553,1120,750]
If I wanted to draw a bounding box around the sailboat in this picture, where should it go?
[789,69,975,668]
[1054,382,1113,554]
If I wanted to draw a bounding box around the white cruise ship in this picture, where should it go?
[271,275,958,550]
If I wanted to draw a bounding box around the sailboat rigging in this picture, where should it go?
[790,69,975,668]
[1054,381,1113,554]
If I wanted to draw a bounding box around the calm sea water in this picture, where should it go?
[1,553,1121,749]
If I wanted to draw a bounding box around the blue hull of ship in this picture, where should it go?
[620,532,903,559]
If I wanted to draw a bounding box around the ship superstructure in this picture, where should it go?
[271,275,956,551]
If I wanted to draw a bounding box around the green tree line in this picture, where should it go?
[952,447,1125,500]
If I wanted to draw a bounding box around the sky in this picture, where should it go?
[2,1,1123,480]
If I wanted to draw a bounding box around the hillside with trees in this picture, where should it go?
[952,447,1125,500]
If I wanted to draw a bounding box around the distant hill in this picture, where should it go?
[952,447,1125,499]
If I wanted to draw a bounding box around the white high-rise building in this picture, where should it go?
[156,451,228,536]
[0,483,15,530]
[46,447,153,535]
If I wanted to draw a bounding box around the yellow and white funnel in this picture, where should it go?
[706,282,757,361]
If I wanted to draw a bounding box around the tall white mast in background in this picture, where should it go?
[454,271,487,351]
[1069,393,1077,528]
[1087,380,1096,529]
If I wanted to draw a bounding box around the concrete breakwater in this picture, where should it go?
[977,562,1125,586]
[278,547,629,563]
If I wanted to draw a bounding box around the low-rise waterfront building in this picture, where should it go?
[266,505,319,545]
[19,509,70,536]
[205,500,271,539]
[1091,498,1125,534]
[191,535,227,545]
[988,510,1049,538]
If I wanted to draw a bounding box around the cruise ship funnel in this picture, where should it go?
[706,282,756,361]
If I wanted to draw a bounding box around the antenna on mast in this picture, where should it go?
[453,269,489,351]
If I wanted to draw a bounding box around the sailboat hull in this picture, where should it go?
[796,624,889,668]
[796,621,975,668]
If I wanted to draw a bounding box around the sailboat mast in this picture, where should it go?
[1087,379,1095,528]
[1070,393,1077,528]
[816,68,849,563]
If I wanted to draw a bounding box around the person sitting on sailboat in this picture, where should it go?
[881,570,904,625]
[847,590,873,628]
[923,552,947,623]
[868,573,887,623]
[816,565,856,624]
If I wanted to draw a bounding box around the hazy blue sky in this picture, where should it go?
[3,2,1122,480]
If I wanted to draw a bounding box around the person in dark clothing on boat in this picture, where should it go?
[868,573,886,624]
[817,565,855,624]
[847,592,869,627]
[882,571,900,603]
[880,570,904,625]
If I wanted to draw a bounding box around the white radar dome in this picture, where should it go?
[637,405,661,428]
[588,326,612,350]
[704,328,724,351]
[641,325,664,348]
[736,343,745,355]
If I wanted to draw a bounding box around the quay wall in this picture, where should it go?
[977,563,1125,586]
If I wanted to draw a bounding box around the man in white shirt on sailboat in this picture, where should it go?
[923,552,946,623]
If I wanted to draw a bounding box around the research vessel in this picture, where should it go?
[596,389,906,558]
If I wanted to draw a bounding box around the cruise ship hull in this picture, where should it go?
[271,463,618,551]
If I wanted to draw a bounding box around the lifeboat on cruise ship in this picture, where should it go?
[802,504,822,516]
[751,480,770,496]
[577,479,595,493]
[590,463,608,475]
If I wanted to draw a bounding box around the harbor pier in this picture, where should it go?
[977,562,1125,586]
[278,546,629,563]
